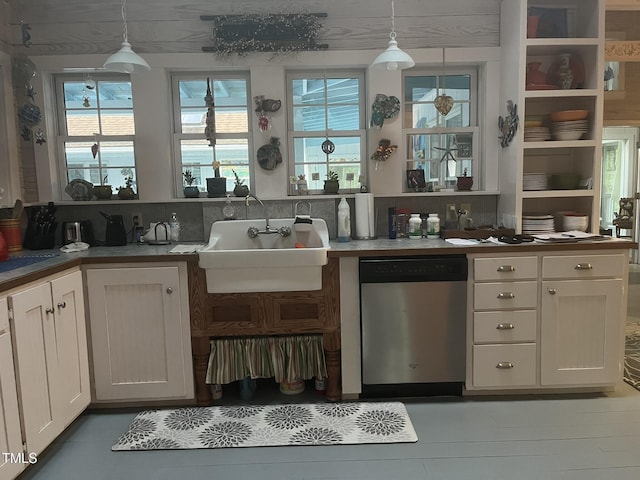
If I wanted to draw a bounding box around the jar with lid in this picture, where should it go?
[426,213,440,239]
[408,213,422,239]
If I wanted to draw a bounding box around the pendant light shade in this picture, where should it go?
[370,1,415,71]
[104,0,150,73]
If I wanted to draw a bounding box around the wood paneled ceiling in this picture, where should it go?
[6,0,501,56]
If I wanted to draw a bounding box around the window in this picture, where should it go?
[172,73,251,195]
[403,68,479,190]
[287,70,365,194]
[55,74,137,194]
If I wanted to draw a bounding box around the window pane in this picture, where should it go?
[64,81,96,109]
[100,141,135,168]
[327,78,359,104]
[66,110,99,136]
[100,109,135,135]
[404,76,437,102]
[98,82,133,109]
[215,107,248,133]
[181,108,207,134]
[293,106,326,131]
[328,105,359,130]
[292,78,325,104]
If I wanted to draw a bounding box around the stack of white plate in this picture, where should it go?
[550,119,589,141]
[522,213,555,235]
[524,126,551,142]
[523,173,548,191]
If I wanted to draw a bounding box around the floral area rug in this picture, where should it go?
[112,402,417,450]
[625,333,640,391]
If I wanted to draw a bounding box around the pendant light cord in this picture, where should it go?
[442,48,447,94]
[389,1,397,41]
[121,0,129,43]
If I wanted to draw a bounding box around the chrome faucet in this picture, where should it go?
[245,193,291,238]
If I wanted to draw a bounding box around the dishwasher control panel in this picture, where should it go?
[359,255,468,283]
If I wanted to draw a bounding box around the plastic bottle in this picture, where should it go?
[337,197,351,242]
[222,194,235,220]
[426,213,440,239]
[169,212,180,242]
[388,207,397,239]
[408,213,422,239]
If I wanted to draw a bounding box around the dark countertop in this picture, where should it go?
[1,237,636,293]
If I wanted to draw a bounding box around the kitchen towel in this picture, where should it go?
[355,193,375,239]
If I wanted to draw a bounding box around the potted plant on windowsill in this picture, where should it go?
[94,175,113,200]
[323,171,339,194]
[183,170,199,198]
[206,161,227,198]
[117,176,136,200]
[232,170,249,197]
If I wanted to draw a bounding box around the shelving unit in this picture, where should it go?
[498,0,605,234]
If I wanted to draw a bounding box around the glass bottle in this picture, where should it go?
[223,194,235,220]
[169,212,180,242]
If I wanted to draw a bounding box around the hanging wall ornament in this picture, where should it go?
[91,143,99,158]
[21,22,32,48]
[17,102,41,129]
[34,129,46,145]
[498,100,519,148]
[370,93,400,128]
[321,138,335,154]
[434,48,454,116]
[257,136,282,170]
[204,77,216,146]
[254,95,281,133]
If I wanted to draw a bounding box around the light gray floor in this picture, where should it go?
[16,272,640,480]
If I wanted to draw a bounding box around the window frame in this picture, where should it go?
[170,71,253,198]
[402,66,481,191]
[286,69,366,195]
[54,73,137,197]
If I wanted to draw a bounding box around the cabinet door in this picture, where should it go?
[0,299,26,480]
[541,279,623,386]
[86,266,193,401]
[10,282,60,455]
[50,271,90,427]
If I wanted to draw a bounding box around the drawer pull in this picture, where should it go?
[45,307,54,315]
[57,301,66,309]
[166,287,173,294]
[496,323,515,330]
[548,288,557,295]
[496,362,514,369]
[497,265,515,272]
[575,263,593,270]
[497,292,515,299]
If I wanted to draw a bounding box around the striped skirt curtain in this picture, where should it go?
[206,335,327,384]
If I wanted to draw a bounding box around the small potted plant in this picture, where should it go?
[183,170,199,198]
[232,170,249,197]
[323,170,339,194]
[456,168,473,191]
[206,160,227,198]
[117,176,136,200]
[94,175,112,200]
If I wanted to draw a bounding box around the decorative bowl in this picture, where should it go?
[64,179,94,201]
[93,185,113,200]
[549,110,589,122]
[562,213,589,232]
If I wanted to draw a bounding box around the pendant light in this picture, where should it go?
[104,0,150,73]
[370,1,415,71]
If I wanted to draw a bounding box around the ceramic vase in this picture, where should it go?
[323,180,339,195]
[206,177,227,198]
[183,186,200,198]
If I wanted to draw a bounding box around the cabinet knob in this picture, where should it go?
[575,263,593,270]
[57,301,66,309]
[548,288,557,295]
[166,287,173,294]
[496,362,514,369]
[497,292,515,299]
[496,323,515,330]
[497,265,515,272]
[45,307,54,315]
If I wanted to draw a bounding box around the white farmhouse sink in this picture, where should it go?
[198,218,330,293]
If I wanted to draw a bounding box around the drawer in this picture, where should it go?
[474,281,537,310]
[474,256,538,281]
[473,344,537,388]
[542,254,625,279]
[473,310,537,343]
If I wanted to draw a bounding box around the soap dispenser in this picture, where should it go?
[337,197,351,242]
[223,194,235,220]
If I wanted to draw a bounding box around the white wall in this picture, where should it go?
[27,47,501,202]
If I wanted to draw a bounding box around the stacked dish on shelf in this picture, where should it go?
[549,110,590,141]
[522,213,555,235]
[561,212,589,232]
[523,118,550,142]
[523,172,548,191]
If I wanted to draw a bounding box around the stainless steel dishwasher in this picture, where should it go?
[360,255,467,397]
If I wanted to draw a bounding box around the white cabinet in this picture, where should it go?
[0,298,26,480]
[9,269,90,456]
[540,253,624,386]
[498,0,605,233]
[467,250,627,393]
[85,263,194,402]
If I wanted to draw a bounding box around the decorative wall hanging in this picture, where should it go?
[201,13,328,56]
[371,139,397,165]
[21,21,32,48]
[254,95,281,132]
[204,77,216,146]
[257,137,282,170]
[435,48,454,116]
[370,94,400,128]
[498,100,519,148]
[34,129,46,145]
